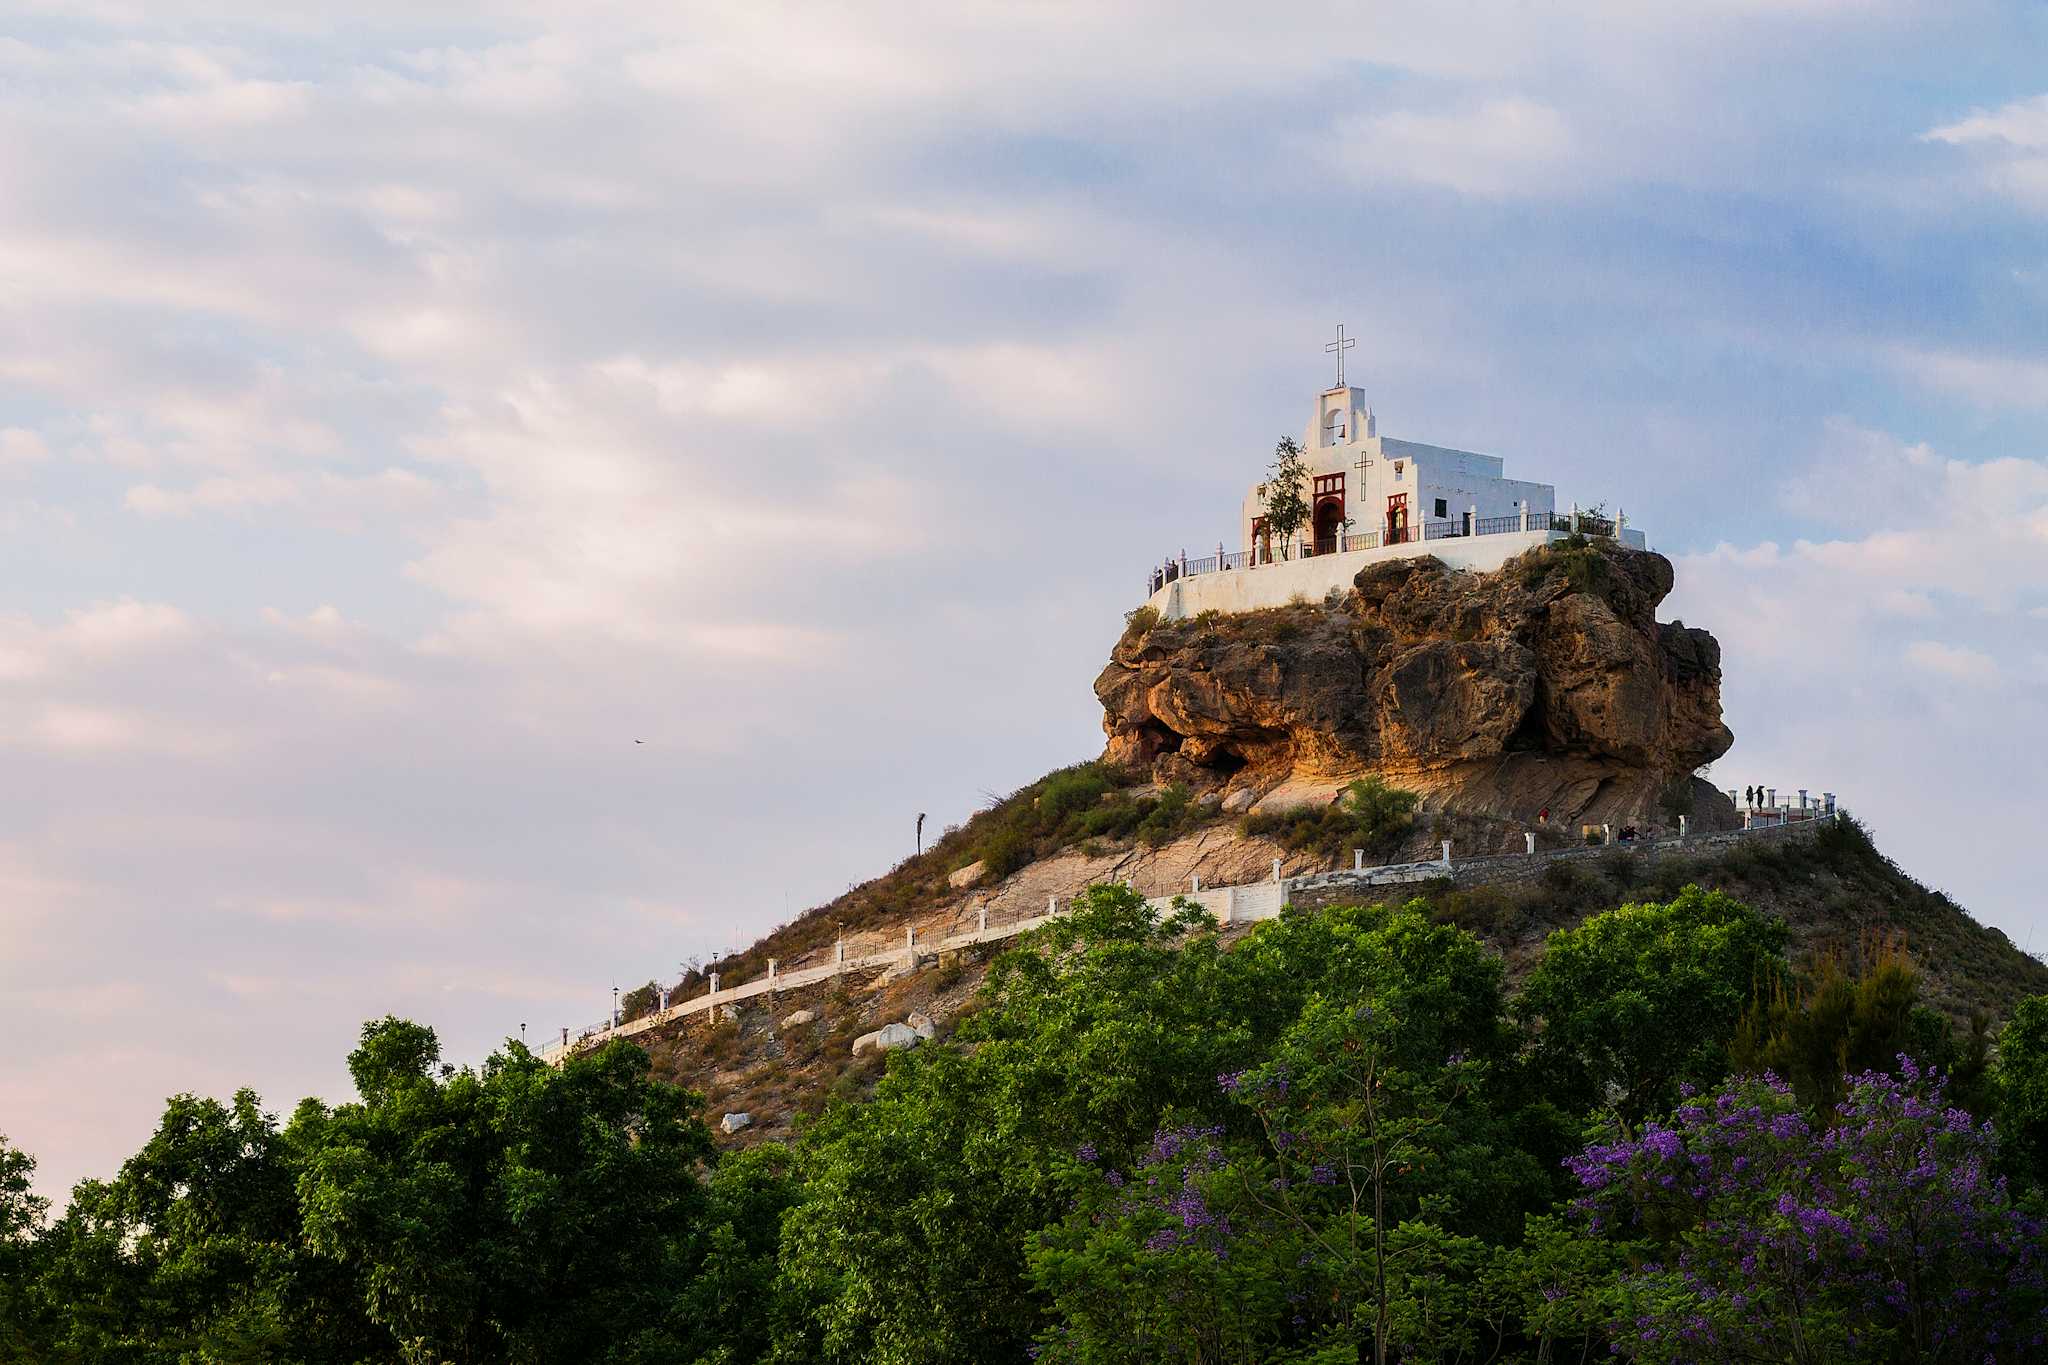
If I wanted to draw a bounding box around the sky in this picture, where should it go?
[1,1,2045,1199]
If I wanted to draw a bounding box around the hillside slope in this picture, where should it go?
[599,540,2043,1142]
[632,814,2045,1149]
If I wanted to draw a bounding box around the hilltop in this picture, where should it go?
[595,541,2046,1143]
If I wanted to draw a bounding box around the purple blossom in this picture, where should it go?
[1567,1065,2048,1363]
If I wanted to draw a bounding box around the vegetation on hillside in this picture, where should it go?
[7,875,2048,1363]
[1240,775,1420,862]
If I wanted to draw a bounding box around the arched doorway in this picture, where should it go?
[1385,493,1409,545]
[1313,497,1344,555]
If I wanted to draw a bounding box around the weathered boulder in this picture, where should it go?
[1096,541,1735,831]
[780,1008,816,1030]
[720,1112,752,1134]
[852,1022,925,1055]
[947,860,986,889]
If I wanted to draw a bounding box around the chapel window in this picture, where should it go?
[1433,498,1448,518]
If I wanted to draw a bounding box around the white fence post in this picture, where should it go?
[1519,499,1529,532]
[1678,815,1689,840]
[1271,858,1282,882]
[709,971,720,996]
[1191,873,1202,891]
[1525,832,1537,855]
[1601,823,1613,846]
[1440,840,1452,868]
[977,903,988,935]
[767,958,777,991]
[1223,887,1236,924]
[1767,787,1776,809]
[1048,894,1058,918]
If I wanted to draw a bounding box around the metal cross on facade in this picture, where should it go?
[1354,450,1374,481]
[1324,324,1356,388]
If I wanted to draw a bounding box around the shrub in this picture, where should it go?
[1121,604,1161,640]
[1039,767,1115,820]
[1135,783,1199,847]
[1239,776,1418,864]
[620,980,662,1022]
[976,826,1036,881]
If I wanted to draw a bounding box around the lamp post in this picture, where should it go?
[611,984,619,1028]
[917,811,927,857]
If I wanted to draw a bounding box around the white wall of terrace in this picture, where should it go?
[1145,528,1558,620]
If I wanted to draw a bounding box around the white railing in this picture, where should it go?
[540,799,1834,1066]
[1146,504,1636,597]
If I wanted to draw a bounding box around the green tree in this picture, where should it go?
[677,1144,804,1365]
[775,885,1251,1363]
[1230,996,1483,1365]
[1027,1127,1292,1365]
[294,1018,714,1364]
[1730,939,1972,1111]
[1260,437,1312,558]
[1518,886,1789,1129]
[1996,993,2048,1186]
[0,1134,49,1359]
[1021,902,1554,1365]
[27,1090,388,1363]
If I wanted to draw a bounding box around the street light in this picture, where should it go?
[611,984,619,1027]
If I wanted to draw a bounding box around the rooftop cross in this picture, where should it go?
[1324,323,1356,388]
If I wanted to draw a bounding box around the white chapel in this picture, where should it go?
[1146,329,1645,618]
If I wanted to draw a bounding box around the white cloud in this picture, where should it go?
[0,427,49,470]
[1903,639,1999,684]
[1923,93,2048,214]
[1885,344,2048,413]
[1670,421,2046,962]
[1326,98,1577,198]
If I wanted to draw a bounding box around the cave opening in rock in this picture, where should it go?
[1206,745,1249,778]
[1503,699,1550,753]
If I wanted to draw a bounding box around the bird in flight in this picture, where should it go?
[634,739,645,744]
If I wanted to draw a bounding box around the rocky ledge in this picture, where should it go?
[1095,540,1736,831]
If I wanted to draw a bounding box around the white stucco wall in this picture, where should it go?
[1147,529,1564,620]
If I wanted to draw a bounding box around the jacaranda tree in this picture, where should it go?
[1568,1059,2048,1363]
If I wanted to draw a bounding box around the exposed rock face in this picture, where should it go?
[1096,542,1735,831]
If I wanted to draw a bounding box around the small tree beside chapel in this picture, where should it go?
[1258,437,1311,559]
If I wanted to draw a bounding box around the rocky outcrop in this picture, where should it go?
[1096,541,1735,831]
